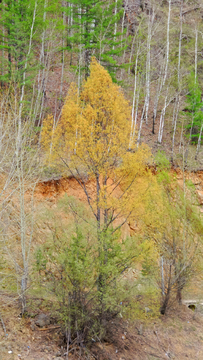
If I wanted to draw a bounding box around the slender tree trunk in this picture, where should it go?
[145,6,154,125]
[132,81,140,142]
[16,1,37,314]
[121,0,127,50]
[128,30,136,76]
[171,95,180,162]
[120,23,129,80]
[0,312,7,337]
[195,28,198,83]
[185,108,194,166]
[78,6,82,88]
[178,0,183,88]
[96,171,101,244]
[59,1,66,109]
[152,66,162,134]
[156,0,171,141]
[185,28,198,164]
[161,256,165,296]
[129,49,139,148]
[68,2,73,65]
[158,89,169,144]
[1,12,5,88]
[160,264,171,315]
[179,118,184,154]
[163,0,171,86]
[33,0,48,126]
[176,279,183,305]
[8,28,12,80]
[195,122,203,159]
[113,0,118,51]
[171,0,183,162]
[137,95,146,145]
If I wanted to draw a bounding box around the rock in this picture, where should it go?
[35,313,51,328]
[166,351,175,359]
[137,324,143,335]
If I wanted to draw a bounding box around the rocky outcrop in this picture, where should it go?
[35,313,51,328]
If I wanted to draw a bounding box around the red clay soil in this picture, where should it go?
[35,168,203,210]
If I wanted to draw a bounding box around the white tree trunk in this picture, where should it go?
[163,0,171,86]
[137,98,146,145]
[59,1,66,111]
[172,95,180,161]
[145,6,154,124]
[113,0,118,51]
[195,122,203,159]
[16,0,37,313]
[172,0,182,161]
[195,28,198,84]
[129,50,139,148]
[161,257,165,296]
[178,0,183,86]
[185,28,198,164]
[158,90,170,144]
[157,0,171,143]
[33,0,48,126]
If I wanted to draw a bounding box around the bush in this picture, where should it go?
[35,197,140,347]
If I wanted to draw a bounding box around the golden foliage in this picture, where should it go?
[41,58,152,227]
[42,57,150,172]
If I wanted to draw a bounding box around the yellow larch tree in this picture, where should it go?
[42,57,151,239]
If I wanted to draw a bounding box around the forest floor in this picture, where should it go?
[1,292,203,360]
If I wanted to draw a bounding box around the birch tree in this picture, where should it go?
[137,6,155,144]
[157,0,171,144]
[171,0,183,162]
[0,2,42,314]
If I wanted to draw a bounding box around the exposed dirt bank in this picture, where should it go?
[35,168,203,209]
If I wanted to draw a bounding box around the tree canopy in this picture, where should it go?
[42,57,151,232]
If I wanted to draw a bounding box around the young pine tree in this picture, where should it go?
[35,196,139,348]
[0,0,38,83]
